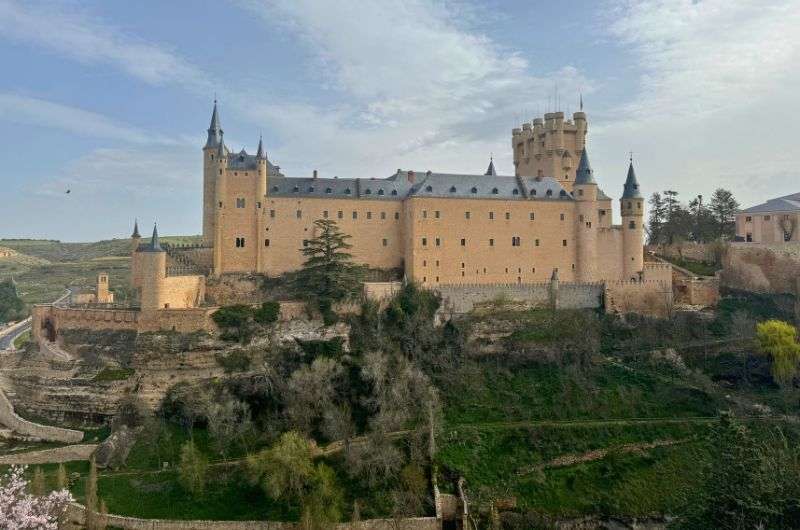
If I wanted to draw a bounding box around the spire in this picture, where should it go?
[131,219,141,239]
[216,130,226,158]
[484,156,497,176]
[579,93,584,111]
[574,148,596,185]
[150,223,162,252]
[622,157,642,199]
[256,135,265,159]
[205,99,223,149]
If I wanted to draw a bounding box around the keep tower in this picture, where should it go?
[573,148,599,282]
[203,100,224,246]
[621,159,645,280]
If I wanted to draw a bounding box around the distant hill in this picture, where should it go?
[0,236,202,263]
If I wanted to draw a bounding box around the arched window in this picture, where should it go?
[308,186,314,192]
[325,187,332,194]
[512,188,519,195]
[450,186,457,193]
[271,186,279,192]
[365,189,372,195]
[491,188,499,194]
[292,186,299,193]
[391,190,398,196]
[560,190,567,197]
[546,189,553,197]
[378,189,385,195]
[344,188,352,194]
[531,189,537,196]
[425,185,433,192]
[471,187,478,194]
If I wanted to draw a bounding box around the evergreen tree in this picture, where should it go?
[0,279,25,324]
[647,192,667,245]
[709,188,740,240]
[293,219,363,322]
[688,194,717,243]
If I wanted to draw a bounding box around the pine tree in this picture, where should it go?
[293,219,363,322]
[647,192,666,245]
[709,188,740,240]
[56,463,67,490]
[84,456,98,530]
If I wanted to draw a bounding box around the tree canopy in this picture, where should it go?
[756,320,800,387]
[648,188,739,245]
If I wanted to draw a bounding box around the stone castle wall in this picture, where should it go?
[605,280,673,318]
[436,281,603,314]
[722,243,800,295]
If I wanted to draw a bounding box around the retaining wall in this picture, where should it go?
[436,281,604,314]
[0,388,83,443]
[64,504,439,530]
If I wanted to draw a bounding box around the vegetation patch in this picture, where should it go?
[93,367,135,382]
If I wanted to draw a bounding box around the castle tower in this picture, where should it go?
[96,272,113,303]
[255,135,268,272]
[130,219,143,295]
[203,100,224,246]
[573,148,599,282]
[212,133,228,276]
[621,159,645,280]
[512,109,588,193]
[139,224,167,310]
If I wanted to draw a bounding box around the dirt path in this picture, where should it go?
[0,444,96,465]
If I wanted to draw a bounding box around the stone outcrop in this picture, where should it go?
[94,425,139,469]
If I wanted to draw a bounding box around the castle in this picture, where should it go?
[33,102,672,344]
[130,101,648,309]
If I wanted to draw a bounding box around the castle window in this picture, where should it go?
[436,276,439,282]
[465,211,471,219]
[505,212,511,220]
[270,210,275,218]
[352,211,358,219]
[367,211,372,219]
[746,216,752,222]
[578,189,583,196]
[462,271,465,277]
[637,202,641,209]
[546,190,553,197]
[378,189,384,195]
[531,189,537,196]
[381,211,386,219]
[219,169,222,175]
[338,211,343,219]
[382,238,388,246]
[435,238,441,246]
[579,215,584,222]
[746,233,753,242]
[323,211,329,218]
[491,188,499,194]
[512,189,519,195]
[308,186,314,192]
[471,187,477,194]
[436,260,440,267]
[219,201,223,208]
[423,210,428,219]
[517,277,521,283]
[423,260,427,266]
[211,154,214,161]
[345,188,352,195]
[272,186,279,192]
[461,262,465,268]
[257,202,261,209]
[629,220,636,229]
[489,238,494,246]
[505,268,508,273]
[426,185,433,192]
[461,238,466,246]
[422,238,427,246]
[326,187,332,194]
[293,186,299,192]
[394,212,400,220]
[512,236,521,246]
[265,239,270,247]
[423,277,427,283]
[303,240,309,247]
[483,268,487,274]
[235,237,246,248]
[764,215,771,221]
[627,201,632,209]
[560,213,565,221]
[599,210,606,216]
[391,190,398,196]
[535,239,540,246]
[489,212,494,220]
[450,186,457,193]
[236,198,246,208]
[435,211,440,219]
[296,210,302,219]
[530,212,535,220]
[562,239,567,246]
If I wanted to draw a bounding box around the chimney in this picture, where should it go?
[313,169,318,179]
[407,170,416,183]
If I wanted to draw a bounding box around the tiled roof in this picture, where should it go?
[741,192,800,214]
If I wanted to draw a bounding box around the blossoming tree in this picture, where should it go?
[0,465,73,529]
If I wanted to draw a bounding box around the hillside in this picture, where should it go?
[0,235,202,263]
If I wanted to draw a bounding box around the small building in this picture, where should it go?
[736,192,800,243]
[70,273,115,305]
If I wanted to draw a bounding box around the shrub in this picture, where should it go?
[212,305,253,329]
[756,320,800,387]
[253,301,280,324]
[215,349,253,373]
[178,441,208,497]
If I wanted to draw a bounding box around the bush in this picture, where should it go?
[253,301,280,324]
[212,305,253,329]
[215,349,253,373]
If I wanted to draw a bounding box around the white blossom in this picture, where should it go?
[0,465,73,530]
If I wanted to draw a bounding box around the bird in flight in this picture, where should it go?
[65,189,71,194]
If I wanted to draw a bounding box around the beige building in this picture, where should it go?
[735,193,800,244]
[126,101,648,309]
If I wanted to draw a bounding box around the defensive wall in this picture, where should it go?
[721,242,800,295]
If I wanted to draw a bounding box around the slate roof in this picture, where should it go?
[225,148,284,177]
[267,171,573,201]
[574,148,596,185]
[741,192,800,214]
[622,161,642,199]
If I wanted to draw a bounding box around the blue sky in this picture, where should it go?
[1,0,798,241]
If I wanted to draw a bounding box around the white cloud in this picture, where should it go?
[233,0,592,177]
[0,0,210,89]
[591,0,800,207]
[0,92,181,145]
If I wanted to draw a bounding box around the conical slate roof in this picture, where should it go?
[574,148,596,185]
[205,99,223,149]
[131,219,141,239]
[150,224,162,252]
[622,161,642,199]
[485,157,497,176]
[256,135,265,159]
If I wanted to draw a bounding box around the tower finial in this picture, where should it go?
[256,134,265,159]
[205,99,223,149]
[622,156,642,199]
[131,218,141,239]
[485,156,497,176]
[579,92,584,111]
[150,223,162,251]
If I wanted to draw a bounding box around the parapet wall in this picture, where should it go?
[722,243,800,295]
[605,279,673,318]
[437,281,604,314]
